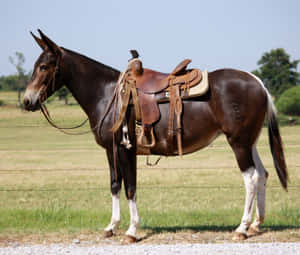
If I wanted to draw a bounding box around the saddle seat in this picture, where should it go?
[132,59,202,94]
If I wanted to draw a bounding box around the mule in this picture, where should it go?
[23,30,288,242]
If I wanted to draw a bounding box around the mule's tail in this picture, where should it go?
[266,94,288,190]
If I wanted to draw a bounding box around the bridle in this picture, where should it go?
[38,54,92,135]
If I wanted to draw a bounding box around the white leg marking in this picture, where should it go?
[251,146,268,230]
[236,167,259,234]
[105,192,121,233]
[125,194,139,238]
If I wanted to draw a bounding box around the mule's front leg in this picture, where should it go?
[104,150,122,237]
[104,191,121,237]
[118,146,139,244]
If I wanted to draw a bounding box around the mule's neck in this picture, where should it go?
[60,48,120,117]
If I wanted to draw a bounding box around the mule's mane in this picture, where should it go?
[61,47,120,79]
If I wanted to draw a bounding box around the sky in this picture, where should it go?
[0,0,299,76]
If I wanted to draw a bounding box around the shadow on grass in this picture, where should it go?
[142,225,236,233]
[142,224,300,233]
[262,225,300,231]
[139,224,300,241]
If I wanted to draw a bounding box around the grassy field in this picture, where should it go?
[0,91,299,243]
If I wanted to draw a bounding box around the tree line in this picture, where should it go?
[1,49,299,114]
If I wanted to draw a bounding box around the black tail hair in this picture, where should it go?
[268,110,288,190]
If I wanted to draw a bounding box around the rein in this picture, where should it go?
[39,59,120,136]
[40,104,91,135]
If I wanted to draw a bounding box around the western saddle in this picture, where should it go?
[111,50,202,156]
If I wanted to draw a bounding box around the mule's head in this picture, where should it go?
[23,30,64,111]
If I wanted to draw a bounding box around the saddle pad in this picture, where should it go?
[182,70,209,98]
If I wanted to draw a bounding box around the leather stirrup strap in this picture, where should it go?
[167,81,183,156]
[174,86,183,157]
[130,82,141,121]
[167,79,176,154]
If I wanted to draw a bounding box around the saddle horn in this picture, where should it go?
[130,50,139,60]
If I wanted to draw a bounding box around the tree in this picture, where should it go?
[276,86,300,116]
[9,52,29,107]
[0,75,19,91]
[253,48,299,99]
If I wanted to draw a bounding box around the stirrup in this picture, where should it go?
[137,126,155,148]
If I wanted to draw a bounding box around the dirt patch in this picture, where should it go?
[0,229,300,247]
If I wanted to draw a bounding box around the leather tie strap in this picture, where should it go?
[167,78,183,156]
[110,77,141,133]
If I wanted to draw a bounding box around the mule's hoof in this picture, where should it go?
[121,235,137,245]
[247,226,260,236]
[232,232,248,241]
[103,230,114,238]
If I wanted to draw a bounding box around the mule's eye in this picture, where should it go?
[40,64,48,71]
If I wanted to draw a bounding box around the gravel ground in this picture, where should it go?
[0,243,299,255]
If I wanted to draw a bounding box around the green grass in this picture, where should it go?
[0,91,299,236]
[0,208,110,234]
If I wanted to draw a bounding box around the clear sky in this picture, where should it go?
[0,0,299,76]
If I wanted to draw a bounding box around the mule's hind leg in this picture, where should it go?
[248,146,269,236]
[104,149,122,237]
[229,143,260,240]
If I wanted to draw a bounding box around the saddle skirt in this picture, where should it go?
[158,69,209,99]
[181,69,209,98]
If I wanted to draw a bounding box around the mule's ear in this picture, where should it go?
[30,31,48,51]
[38,29,62,56]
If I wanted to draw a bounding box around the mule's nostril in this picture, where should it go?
[23,98,30,107]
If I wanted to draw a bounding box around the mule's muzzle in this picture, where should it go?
[23,85,43,111]
[23,96,41,111]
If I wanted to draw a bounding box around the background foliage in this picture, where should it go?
[252,48,299,100]
[276,86,300,116]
